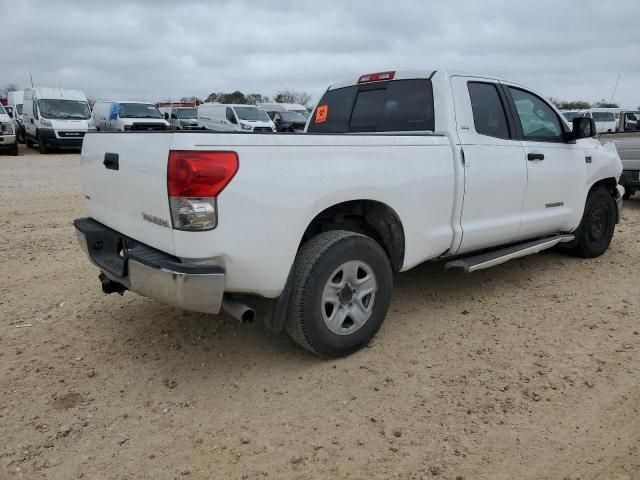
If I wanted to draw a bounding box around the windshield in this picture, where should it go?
[562,112,584,121]
[176,108,197,119]
[16,104,23,115]
[293,109,310,118]
[279,111,307,122]
[38,99,91,120]
[119,103,163,119]
[0,105,5,115]
[234,106,271,122]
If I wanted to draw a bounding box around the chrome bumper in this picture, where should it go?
[74,218,225,314]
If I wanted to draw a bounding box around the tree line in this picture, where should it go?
[548,98,621,110]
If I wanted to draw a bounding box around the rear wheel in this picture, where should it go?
[623,190,633,200]
[285,230,393,358]
[571,187,616,258]
[16,127,25,144]
[26,135,34,148]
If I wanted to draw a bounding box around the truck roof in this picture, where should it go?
[327,70,506,91]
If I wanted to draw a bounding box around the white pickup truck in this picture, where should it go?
[74,70,624,357]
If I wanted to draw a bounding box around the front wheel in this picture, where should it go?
[37,132,48,154]
[285,230,393,358]
[571,187,616,258]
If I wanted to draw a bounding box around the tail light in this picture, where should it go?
[167,150,239,231]
[358,71,395,84]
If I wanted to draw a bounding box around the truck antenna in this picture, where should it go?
[30,70,34,88]
[597,73,621,140]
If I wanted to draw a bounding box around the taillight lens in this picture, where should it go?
[167,150,239,231]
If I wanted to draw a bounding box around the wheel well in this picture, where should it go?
[590,177,617,196]
[300,200,405,272]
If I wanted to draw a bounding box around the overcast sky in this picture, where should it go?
[5,0,640,106]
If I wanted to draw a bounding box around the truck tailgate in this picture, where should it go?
[80,132,176,254]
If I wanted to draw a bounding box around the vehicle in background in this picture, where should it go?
[92,101,169,132]
[158,104,199,130]
[23,88,91,154]
[4,105,14,118]
[7,90,26,144]
[198,104,276,132]
[620,111,640,131]
[602,131,640,199]
[561,110,587,124]
[75,69,623,357]
[0,103,18,155]
[265,110,307,132]
[258,102,310,118]
[589,109,618,133]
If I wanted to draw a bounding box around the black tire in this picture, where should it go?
[17,127,26,144]
[37,132,48,154]
[623,190,633,200]
[572,187,616,258]
[10,143,19,156]
[285,230,393,358]
[26,135,34,148]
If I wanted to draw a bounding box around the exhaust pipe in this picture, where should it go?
[222,297,255,324]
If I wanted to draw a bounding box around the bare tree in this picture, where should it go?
[274,89,312,107]
[180,96,202,104]
[2,83,20,96]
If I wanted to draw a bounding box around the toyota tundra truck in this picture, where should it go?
[74,70,624,357]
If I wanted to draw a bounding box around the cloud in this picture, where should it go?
[4,0,640,106]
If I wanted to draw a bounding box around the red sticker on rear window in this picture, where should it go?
[315,104,328,123]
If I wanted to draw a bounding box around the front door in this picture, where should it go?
[451,76,528,254]
[504,86,587,239]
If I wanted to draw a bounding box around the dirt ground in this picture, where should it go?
[1,145,639,480]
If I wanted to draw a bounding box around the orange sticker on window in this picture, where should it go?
[315,104,328,123]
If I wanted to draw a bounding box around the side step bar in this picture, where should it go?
[444,234,575,273]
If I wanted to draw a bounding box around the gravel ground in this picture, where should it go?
[1,145,639,480]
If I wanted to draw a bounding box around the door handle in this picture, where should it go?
[527,153,544,161]
[103,153,119,170]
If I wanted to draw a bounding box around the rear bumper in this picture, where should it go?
[74,217,225,314]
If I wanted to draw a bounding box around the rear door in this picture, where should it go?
[80,132,176,254]
[503,85,587,239]
[450,76,527,253]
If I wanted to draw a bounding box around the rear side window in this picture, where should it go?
[468,82,510,139]
[308,79,435,133]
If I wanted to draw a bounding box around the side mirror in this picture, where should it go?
[572,117,596,139]
[171,113,177,119]
[229,116,237,124]
[164,113,169,120]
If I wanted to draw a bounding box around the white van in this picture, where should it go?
[588,108,618,133]
[158,105,199,130]
[92,101,169,132]
[257,102,310,119]
[7,91,25,144]
[23,88,91,153]
[198,104,276,132]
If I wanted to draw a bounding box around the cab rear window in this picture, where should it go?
[308,79,435,133]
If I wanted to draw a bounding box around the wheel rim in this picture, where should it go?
[321,260,377,335]
[587,202,609,243]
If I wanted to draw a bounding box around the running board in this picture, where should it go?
[444,234,575,273]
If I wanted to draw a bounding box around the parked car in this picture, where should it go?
[74,69,623,358]
[602,132,640,199]
[198,103,275,132]
[258,102,310,118]
[7,90,25,144]
[561,110,586,124]
[0,103,18,155]
[23,88,91,153]
[159,106,199,130]
[265,110,307,132]
[92,101,169,132]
